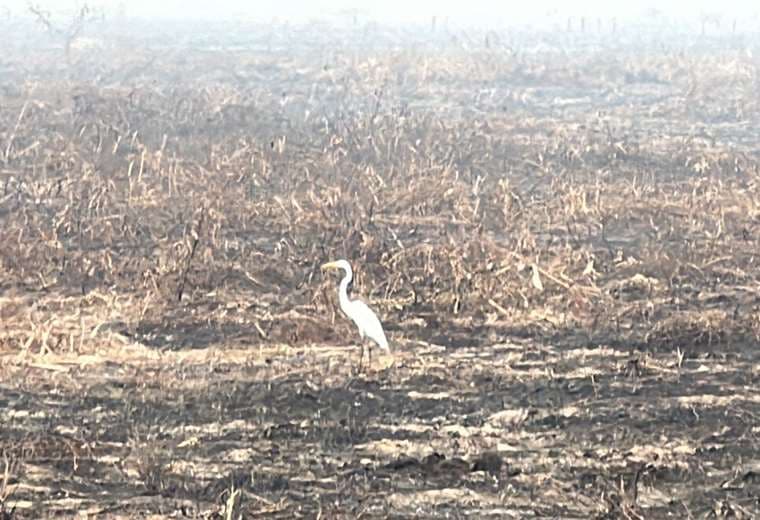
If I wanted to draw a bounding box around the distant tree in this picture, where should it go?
[27,2,99,63]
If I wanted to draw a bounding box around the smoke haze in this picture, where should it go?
[2,0,759,26]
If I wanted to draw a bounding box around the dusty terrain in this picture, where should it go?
[1,11,760,518]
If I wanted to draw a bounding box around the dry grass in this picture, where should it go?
[1,12,759,518]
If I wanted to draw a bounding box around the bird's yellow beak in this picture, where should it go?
[321,261,339,271]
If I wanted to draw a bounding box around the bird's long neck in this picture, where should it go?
[338,266,353,311]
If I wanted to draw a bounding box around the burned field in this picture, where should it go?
[1,14,760,518]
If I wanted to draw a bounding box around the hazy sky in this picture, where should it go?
[4,0,759,25]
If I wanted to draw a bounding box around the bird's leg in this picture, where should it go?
[356,340,365,375]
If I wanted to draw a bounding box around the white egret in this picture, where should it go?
[321,259,390,371]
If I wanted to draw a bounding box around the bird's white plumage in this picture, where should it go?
[344,298,389,351]
[322,259,390,353]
